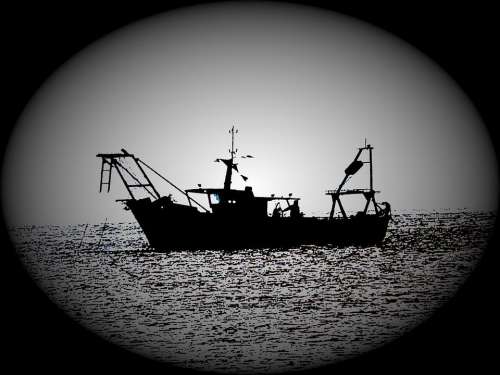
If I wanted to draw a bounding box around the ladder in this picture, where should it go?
[99,159,113,193]
[97,150,160,200]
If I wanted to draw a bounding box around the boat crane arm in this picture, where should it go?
[137,158,210,212]
[335,148,363,193]
[96,150,210,212]
[113,159,159,200]
[327,143,380,219]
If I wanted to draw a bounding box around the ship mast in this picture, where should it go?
[223,126,238,190]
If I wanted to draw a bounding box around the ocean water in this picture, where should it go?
[9,210,495,374]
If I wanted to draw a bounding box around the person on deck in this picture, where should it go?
[283,200,301,219]
[272,203,282,218]
[289,200,301,219]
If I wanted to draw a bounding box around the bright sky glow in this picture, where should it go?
[2,3,498,225]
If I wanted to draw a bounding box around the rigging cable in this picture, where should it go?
[78,223,89,250]
[92,217,140,279]
[94,217,108,251]
[113,159,158,200]
[138,158,210,212]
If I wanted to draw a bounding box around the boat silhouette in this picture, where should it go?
[97,127,391,250]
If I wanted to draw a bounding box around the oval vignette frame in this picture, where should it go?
[1,2,498,374]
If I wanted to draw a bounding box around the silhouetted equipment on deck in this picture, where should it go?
[97,130,390,250]
[326,143,383,220]
[344,160,363,175]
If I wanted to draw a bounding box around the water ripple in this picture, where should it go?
[9,210,495,374]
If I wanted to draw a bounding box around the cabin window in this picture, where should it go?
[210,193,220,204]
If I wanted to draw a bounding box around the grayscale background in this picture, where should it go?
[1,2,498,374]
[1,2,497,226]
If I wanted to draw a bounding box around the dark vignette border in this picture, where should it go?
[1,2,498,374]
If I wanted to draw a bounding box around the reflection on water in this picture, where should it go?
[10,210,495,374]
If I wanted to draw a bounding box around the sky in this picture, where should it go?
[2,2,498,225]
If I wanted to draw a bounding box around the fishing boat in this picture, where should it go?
[96,127,391,250]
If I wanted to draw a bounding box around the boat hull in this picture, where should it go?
[127,199,390,250]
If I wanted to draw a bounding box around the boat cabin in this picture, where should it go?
[186,186,300,219]
[183,127,302,219]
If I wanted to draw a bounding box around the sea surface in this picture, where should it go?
[9,210,496,374]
